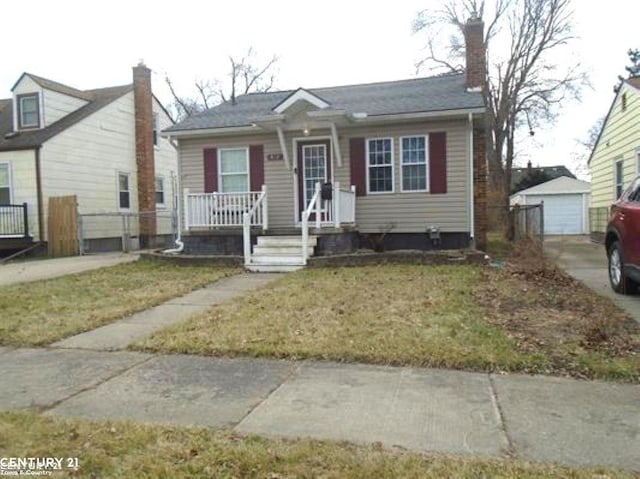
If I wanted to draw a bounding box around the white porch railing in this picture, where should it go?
[184,186,268,230]
[335,183,356,226]
[301,183,322,264]
[299,182,356,228]
[242,187,268,266]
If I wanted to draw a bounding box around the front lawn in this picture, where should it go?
[0,261,237,346]
[136,247,640,382]
[0,412,631,478]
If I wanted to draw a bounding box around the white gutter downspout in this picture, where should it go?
[468,113,475,247]
[163,136,184,254]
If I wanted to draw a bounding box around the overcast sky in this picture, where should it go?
[2,0,639,179]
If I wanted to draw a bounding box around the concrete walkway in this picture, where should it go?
[1,348,638,471]
[0,252,139,286]
[545,236,640,323]
[51,273,282,350]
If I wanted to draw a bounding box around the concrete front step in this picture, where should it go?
[251,255,306,266]
[253,245,314,256]
[248,234,315,272]
[257,235,317,247]
[246,264,304,272]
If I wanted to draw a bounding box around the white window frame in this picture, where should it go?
[0,162,13,204]
[218,147,250,193]
[635,149,640,175]
[615,158,624,200]
[153,112,159,147]
[400,135,429,193]
[18,93,39,129]
[117,171,131,210]
[155,176,165,208]
[365,137,395,195]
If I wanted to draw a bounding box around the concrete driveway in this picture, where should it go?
[544,236,640,323]
[0,253,139,286]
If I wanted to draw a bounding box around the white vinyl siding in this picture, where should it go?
[39,93,178,241]
[589,83,640,208]
[401,136,428,192]
[219,148,249,192]
[42,89,88,126]
[366,138,394,194]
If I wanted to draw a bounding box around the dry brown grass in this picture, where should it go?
[136,248,640,382]
[475,239,640,381]
[0,412,632,479]
[0,260,238,346]
[135,265,548,373]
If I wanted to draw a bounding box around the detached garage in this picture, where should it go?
[510,176,591,235]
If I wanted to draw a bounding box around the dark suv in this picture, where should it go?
[606,175,640,294]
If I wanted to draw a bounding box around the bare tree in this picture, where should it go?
[614,48,640,92]
[166,48,278,121]
[568,116,604,178]
[414,0,587,204]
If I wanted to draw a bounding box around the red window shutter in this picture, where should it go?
[429,132,447,194]
[203,148,218,192]
[349,137,366,196]
[249,145,265,191]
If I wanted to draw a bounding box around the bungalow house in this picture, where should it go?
[588,77,640,242]
[164,18,488,271]
[0,63,177,253]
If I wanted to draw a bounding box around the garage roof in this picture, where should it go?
[511,176,590,196]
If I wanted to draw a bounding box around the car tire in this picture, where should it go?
[608,241,638,294]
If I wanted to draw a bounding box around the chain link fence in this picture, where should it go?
[78,210,177,254]
[487,202,545,246]
[589,207,608,244]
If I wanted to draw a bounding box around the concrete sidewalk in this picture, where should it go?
[51,273,282,350]
[545,236,640,323]
[0,252,139,286]
[1,348,638,471]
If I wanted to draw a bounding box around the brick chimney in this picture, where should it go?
[464,15,486,91]
[464,16,488,251]
[133,62,156,247]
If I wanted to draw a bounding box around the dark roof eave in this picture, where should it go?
[0,144,40,152]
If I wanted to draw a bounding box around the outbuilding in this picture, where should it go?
[510,176,591,235]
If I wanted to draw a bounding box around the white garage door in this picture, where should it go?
[527,194,584,235]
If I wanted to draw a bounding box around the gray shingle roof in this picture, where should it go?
[511,165,576,190]
[167,72,484,132]
[0,85,132,151]
[15,73,92,100]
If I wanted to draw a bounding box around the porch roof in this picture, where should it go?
[166,72,484,133]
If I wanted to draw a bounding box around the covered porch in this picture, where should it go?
[182,182,357,270]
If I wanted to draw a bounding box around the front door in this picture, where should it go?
[297,140,331,221]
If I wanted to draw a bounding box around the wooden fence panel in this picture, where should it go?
[48,195,79,257]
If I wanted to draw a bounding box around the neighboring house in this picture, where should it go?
[0,63,177,253]
[164,18,488,271]
[588,77,640,241]
[511,161,576,192]
[510,176,591,235]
